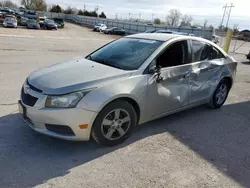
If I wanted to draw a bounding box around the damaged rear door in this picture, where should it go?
[188,40,225,104]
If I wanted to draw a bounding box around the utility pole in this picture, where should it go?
[152,13,154,22]
[84,4,86,12]
[139,13,141,20]
[220,3,234,29]
[115,13,118,20]
[226,3,234,28]
[128,13,131,20]
[96,6,99,18]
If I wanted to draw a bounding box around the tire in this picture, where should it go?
[209,79,231,109]
[92,100,137,146]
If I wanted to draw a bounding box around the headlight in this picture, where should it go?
[45,90,92,108]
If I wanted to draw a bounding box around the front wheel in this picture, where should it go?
[92,100,137,146]
[209,79,230,109]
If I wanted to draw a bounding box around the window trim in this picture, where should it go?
[210,46,226,60]
[148,39,191,71]
[190,39,226,63]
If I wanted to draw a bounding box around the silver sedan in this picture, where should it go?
[18,33,237,146]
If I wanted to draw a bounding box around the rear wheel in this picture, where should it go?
[209,79,231,109]
[92,100,137,146]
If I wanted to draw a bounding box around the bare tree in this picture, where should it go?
[180,14,193,27]
[166,9,181,27]
[203,19,208,29]
[20,0,47,11]
[1,0,18,8]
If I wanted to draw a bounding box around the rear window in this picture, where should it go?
[191,40,225,62]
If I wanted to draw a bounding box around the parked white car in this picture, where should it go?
[3,17,17,28]
[93,23,107,32]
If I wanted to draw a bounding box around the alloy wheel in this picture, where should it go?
[215,84,228,105]
[101,109,131,140]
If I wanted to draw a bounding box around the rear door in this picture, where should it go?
[188,40,219,104]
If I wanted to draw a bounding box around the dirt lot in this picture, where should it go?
[1,23,250,188]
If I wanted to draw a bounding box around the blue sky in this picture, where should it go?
[14,0,250,29]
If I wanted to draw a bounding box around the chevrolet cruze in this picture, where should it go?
[19,33,237,146]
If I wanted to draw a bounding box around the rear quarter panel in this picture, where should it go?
[208,56,237,97]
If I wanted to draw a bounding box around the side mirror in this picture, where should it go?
[149,65,163,83]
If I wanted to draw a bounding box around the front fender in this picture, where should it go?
[77,75,148,115]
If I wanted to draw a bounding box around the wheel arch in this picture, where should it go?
[221,76,233,89]
[98,96,141,124]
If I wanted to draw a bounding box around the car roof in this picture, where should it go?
[125,33,183,41]
[125,33,209,42]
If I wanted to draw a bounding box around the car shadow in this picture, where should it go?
[1,101,250,187]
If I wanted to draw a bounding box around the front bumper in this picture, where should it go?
[19,86,97,141]
[4,23,17,28]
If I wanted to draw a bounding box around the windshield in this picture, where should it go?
[27,12,36,15]
[5,17,15,21]
[86,38,163,70]
[46,20,54,24]
[28,19,36,23]
[54,19,63,23]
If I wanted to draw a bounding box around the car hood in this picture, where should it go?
[28,58,131,95]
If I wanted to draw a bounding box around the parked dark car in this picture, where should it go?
[246,51,250,61]
[155,30,176,34]
[0,7,12,15]
[26,19,40,29]
[144,29,157,33]
[23,10,38,19]
[43,19,58,30]
[104,27,125,35]
[53,18,65,28]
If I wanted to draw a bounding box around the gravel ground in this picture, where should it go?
[0,23,250,188]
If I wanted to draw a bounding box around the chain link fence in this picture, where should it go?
[216,31,250,55]
[42,12,213,40]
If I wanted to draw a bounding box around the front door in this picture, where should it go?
[147,40,192,117]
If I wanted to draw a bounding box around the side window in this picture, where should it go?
[210,47,225,60]
[156,40,189,68]
[192,40,212,62]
